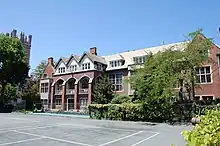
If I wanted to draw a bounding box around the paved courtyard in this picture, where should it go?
[0,113,191,146]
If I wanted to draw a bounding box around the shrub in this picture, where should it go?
[111,94,132,104]
[181,110,220,146]
[88,104,110,119]
[89,101,174,122]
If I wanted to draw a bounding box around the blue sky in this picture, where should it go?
[0,0,220,71]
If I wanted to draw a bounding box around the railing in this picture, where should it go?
[66,89,75,95]
[79,89,88,94]
[54,90,62,95]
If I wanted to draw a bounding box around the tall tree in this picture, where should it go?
[131,29,212,102]
[92,74,114,104]
[32,60,47,81]
[0,34,29,103]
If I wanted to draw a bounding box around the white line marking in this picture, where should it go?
[0,137,44,146]
[5,118,40,122]
[0,126,33,131]
[131,132,160,146]
[0,125,59,134]
[99,131,143,146]
[13,130,94,146]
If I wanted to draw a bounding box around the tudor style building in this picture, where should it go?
[40,39,220,111]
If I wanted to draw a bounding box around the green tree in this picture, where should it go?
[92,74,114,104]
[131,29,212,102]
[32,60,47,81]
[0,84,19,101]
[0,34,29,103]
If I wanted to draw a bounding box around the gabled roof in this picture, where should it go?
[54,57,68,69]
[79,52,107,64]
[66,54,81,65]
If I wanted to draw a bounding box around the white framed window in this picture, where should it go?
[55,98,62,105]
[80,99,88,106]
[95,63,102,70]
[130,71,135,90]
[70,65,77,72]
[196,66,212,83]
[109,73,123,91]
[58,67,65,73]
[40,83,49,93]
[109,60,123,68]
[217,55,220,74]
[82,63,90,70]
[133,56,147,64]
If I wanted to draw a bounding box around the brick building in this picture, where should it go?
[5,29,32,66]
[40,37,220,111]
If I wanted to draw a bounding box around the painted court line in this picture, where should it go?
[131,132,160,146]
[13,130,94,146]
[5,118,40,122]
[99,131,143,146]
[0,124,61,134]
[61,123,140,132]
[0,137,44,146]
[0,126,33,131]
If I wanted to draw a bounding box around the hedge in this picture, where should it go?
[88,102,220,122]
[89,102,174,122]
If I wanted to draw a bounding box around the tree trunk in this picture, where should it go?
[0,83,6,103]
[191,68,195,101]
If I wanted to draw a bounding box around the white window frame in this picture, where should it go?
[58,67,65,73]
[40,83,49,93]
[82,63,90,70]
[217,55,220,75]
[195,95,215,101]
[109,60,123,68]
[109,73,123,91]
[70,65,77,72]
[133,56,146,64]
[195,66,212,84]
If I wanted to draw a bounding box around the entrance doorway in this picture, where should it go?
[67,98,74,111]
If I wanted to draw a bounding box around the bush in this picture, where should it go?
[182,110,220,146]
[111,94,132,104]
[89,101,174,122]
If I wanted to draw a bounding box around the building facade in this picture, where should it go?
[5,29,32,66]
[40,39,220,111]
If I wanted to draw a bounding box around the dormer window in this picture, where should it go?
[58,67,65,73]
[109,60,124,67]
[95,63,103,71]
[70,65,77,72]
[82,63,90,70]
[133,56,147,64]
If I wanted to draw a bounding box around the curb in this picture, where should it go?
[30,113,90,119]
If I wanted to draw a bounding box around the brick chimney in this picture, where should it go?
[90,47,97,55]
[48,57,54,65]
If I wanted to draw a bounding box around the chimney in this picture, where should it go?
[48,57,54,65]
[90,47,97,55]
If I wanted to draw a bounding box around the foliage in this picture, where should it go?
[21,77,40,110]
[32,60,47,81]
[131,30,212,102]
[89,101,174,122]
[92,74,114,104]
[111,94,131,104]
[0,34,29,102]
[182,110,220,146]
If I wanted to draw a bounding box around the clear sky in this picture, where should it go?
[0,0,220,71]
